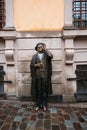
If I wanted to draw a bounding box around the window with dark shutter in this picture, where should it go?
[73,0,87,29]
[0,0,5,30]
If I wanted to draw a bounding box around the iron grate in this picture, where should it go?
[73,0,87,29]
[0,0,5,30]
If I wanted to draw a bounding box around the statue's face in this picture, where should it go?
[42,44,46,49]
[37,45,43,52]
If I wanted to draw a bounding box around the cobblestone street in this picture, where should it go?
[0,100,87,130]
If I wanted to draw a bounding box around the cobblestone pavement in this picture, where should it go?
[0,100,87,130]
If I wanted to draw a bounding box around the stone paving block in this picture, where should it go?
[51,118,59,124]
[72,107,80,111]
[26,126,35,130]
[59,117,65,123]
[57,111,63,117]
[44,109,50,114]
[50,107,57,113]
[44,114,50,119]
[14,103,21,108]
[0,123,10,130]
[18,108,25,113]
[27,104,34,108]
[14,115,23,122]
[65,108,73,113]
[51,114,59,125]
[59,123,67,130]
[73,122,82,130]
[30,114,37,121]
[36,120,43,127]
[80,122,87,128]
[4,109,11,115]
[61,109,68,115]
[78,117,85,122]
[38,113,44,119]
[82,128,87,130]
[11,121,19,130]
[80,111,86,117]
[35,127,43,130]
[64,114,70,120]
[69,112,79,122]
[22,117,30,122]
[75,111,81,117]
[82,115,87,121]
[65,120,74,128]
[5,116,14,124]
[10,110,18,117]
[19,122,27,130]
[21,104,28,108]
[52,125,60,130]
[27,120,36,127]
[51,113,59,118]
[44,119,51,129]
[23,111,30,117]
[67,128,75,130]
[0,114,7,120]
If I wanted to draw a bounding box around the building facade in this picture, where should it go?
[0,0,87,102]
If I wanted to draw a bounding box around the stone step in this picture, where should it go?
[19,95,63,103]
[0,93,7,100]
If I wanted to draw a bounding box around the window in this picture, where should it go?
[0,0,5,30]
[73,0,87,29]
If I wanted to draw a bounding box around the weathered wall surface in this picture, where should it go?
[74,39,87,63]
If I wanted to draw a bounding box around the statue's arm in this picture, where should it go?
[44,49,53,59]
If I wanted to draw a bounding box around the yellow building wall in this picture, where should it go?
[14,0,64,31]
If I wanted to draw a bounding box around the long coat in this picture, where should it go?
[30,49,53,99]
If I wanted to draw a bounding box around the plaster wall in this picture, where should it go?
[14,0,64,31]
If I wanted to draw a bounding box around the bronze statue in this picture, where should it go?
[30,42,53,111]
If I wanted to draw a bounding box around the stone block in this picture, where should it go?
[17,38,62,49]
[63,95,76,102]
[18,84,31,96]
[52,71,62,83]
[18,73,31,84]
[52,84,63,95]
[18,50,62,61]
[18,62,30,72]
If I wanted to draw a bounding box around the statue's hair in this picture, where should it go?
[35,42,46,51]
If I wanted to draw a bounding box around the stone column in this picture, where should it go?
[4,37,16,99]
[64,0,73,29]
[63,38,76,102]
[4,0,15,30]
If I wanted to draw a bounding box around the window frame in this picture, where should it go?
[73,0,87,29]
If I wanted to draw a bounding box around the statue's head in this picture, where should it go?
[35,42,46,51]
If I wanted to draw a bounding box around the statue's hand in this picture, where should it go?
[35,63,41,68]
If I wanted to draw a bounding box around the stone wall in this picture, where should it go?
[16,36,64,97]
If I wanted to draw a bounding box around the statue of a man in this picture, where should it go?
[30,42,53,111]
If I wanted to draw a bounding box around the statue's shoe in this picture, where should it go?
[43,106,47,112]
[35,107,39,111]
